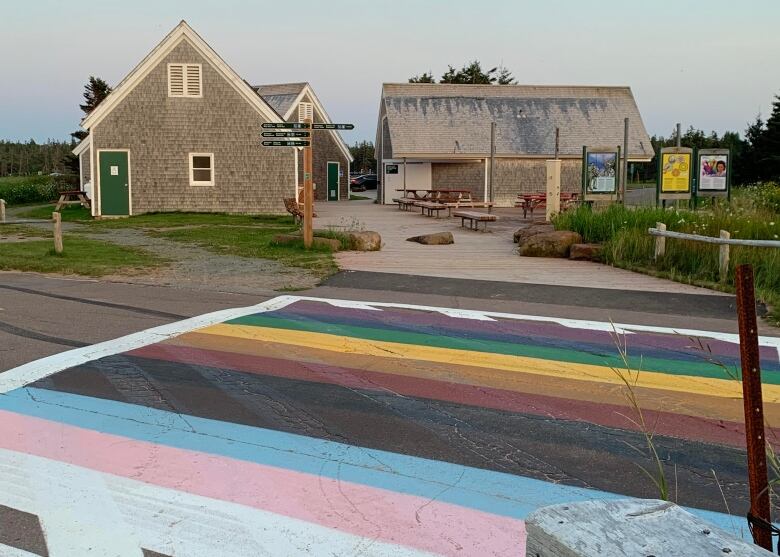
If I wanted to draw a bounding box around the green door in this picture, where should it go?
[327,162,339,201]
[99,151,130,215]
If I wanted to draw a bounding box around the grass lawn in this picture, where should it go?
[0,235,165,276]
[0,224,48,238]
[12,208,341,278]
[152,225,338,277]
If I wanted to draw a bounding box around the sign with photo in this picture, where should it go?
[585,151,618,194]
[660,152,692,193]
[698,153,728,192]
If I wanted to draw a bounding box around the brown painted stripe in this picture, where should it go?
[142,550,173,557]
[132,342,773,448]
[165,330,779,427]
[0,504,49,556]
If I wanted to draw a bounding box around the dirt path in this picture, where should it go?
[3,206,320,294]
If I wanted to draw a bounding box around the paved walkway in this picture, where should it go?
[315,201,720,294]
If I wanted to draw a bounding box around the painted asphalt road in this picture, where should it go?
[1,295,779,555]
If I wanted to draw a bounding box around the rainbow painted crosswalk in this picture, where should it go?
[1,295,777,556]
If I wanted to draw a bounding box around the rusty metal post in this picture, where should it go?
[736,264,773,551]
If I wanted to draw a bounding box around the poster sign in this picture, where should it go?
[660,152,691,192]
[586,152,618,194]
[698,152,729,192]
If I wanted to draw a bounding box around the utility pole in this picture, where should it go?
[676,122,682,148]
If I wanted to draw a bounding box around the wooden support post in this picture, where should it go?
[0,199,5,223]
[545,159,561,222]
[654,222,666,260]
[736,264,773,552]
[52,212,63,254]
[302,117,314,249]
[719,230,730,282]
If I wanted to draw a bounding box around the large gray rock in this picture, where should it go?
[513,223,554,244]
[519,230,582,257]
[569,243,603,261]
[406,232,454,245]
[348,231,382,251]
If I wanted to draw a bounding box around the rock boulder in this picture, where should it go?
[406,232,454,245]
[348,231,382,251]
[519,230,582,258]
[513,223,555,244]
[569,243,604,261]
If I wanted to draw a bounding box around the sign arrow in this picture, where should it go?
[262,140,310,147]
[261,122,310,129]
[311,123,354,130]
[261,131,310,138]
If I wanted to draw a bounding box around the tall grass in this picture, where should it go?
[553,184,780,321]
[0,174,76,205]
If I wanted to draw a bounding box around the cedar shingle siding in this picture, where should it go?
[92,40,294,215]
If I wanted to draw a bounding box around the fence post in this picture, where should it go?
[0,199,5,223]
[52,212,63,254]
[719,230,730,282]
[654,222,666,260]
[736,264,773,551]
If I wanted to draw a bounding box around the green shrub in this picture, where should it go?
[0,175,76,205]
[553,201,780,321]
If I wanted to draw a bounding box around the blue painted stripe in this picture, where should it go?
[0,387,743,534]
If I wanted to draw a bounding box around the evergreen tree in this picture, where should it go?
[757,95,780,181]
[79,76,112,115]
[408,72,435,83]
[496,65,516,85]
[349,141,376,174]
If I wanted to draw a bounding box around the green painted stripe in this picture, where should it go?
[227,315,753,383]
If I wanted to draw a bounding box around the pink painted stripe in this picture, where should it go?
[0,409,524,556]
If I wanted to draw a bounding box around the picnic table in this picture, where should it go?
[54,190,91,212]
[395,189,473,201]
[515,192,579,218]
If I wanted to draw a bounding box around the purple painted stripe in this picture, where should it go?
[271,301,779,367]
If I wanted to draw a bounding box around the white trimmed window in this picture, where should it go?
[189,153,214,186]
[298,102,313,123]
[168,64,202,97]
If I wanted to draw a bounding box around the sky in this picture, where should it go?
[1,0,779,145]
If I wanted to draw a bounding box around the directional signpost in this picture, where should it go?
[261,121,353,248]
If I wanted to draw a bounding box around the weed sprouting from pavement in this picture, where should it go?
[608,323,672,501]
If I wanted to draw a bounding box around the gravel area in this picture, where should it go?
[3,207,320,294]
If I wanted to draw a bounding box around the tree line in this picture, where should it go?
[409,60,515,85]
[0,139,78,176]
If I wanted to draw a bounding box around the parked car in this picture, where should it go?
[350,174,378,190]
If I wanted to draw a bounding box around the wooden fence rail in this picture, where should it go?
[649,223,780,282]
[0,202,63,254]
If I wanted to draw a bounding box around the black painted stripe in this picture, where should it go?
[33,353,751,515]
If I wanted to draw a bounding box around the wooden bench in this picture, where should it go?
[54,190,90,212]
[515,193,579,218]
[392,197,417,211]
[453,210,498,231]
[442,201,494,216]
[283,197,317,223]
[414,201,448,218]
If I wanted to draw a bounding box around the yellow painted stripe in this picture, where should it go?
[200,324,763,401]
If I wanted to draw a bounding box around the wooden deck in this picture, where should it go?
[315,201,723,295]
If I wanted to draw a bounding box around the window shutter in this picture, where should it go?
[298,102,313,123]
[168,64,184,97]
[186,64,201,97]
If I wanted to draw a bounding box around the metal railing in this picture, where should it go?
[648,222,780,282]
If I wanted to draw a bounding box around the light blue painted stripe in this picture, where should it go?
[0,387,744,535]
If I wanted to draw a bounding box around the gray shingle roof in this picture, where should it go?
[252,83,307,117]
[381,84,654,160]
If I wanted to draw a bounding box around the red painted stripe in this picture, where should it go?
[129,343,758,447]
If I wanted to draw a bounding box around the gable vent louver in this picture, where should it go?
[298,102,313,123]
[168,63,202,98]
